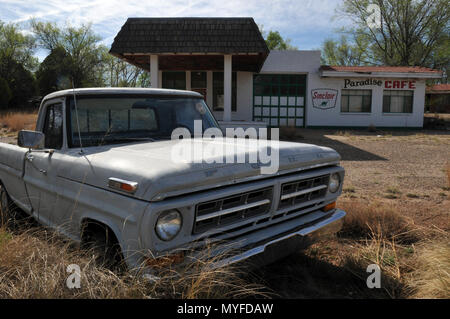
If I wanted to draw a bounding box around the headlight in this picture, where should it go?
[155,210,182,241]
[329,173,341,193]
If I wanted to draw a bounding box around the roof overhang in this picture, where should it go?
[111,52,268,73]
[320,70,442,79]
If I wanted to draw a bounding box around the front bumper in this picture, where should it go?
[207,209,346,269]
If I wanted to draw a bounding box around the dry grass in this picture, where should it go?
[408,239,450,299]
[0,226,269,299]
[339,201,418,244]
[0,111,38,132]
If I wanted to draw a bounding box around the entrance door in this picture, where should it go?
[253,74,306,127]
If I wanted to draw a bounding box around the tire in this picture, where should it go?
[82,223,125,271]
[0,184,14,227]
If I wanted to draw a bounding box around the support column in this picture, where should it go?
[223,55,232,122]
[186,71,191,91]
[150,55,159,88]
[206,71,213,108]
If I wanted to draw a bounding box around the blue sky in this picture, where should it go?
[0,0,352,61]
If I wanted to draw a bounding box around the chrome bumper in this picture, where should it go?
[211,209,346,269]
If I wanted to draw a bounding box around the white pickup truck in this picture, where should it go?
[0,88,346,271]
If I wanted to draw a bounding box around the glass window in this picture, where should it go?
[191,72,207,89]
[383,90,414,113]
[43,103,63,149]
[162,72,186,90]
[341,90,372,113]
[213,72,237,112]
[67,96,219,147]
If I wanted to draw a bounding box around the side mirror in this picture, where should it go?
[18,130,45,149]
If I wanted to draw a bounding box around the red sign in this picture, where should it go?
[385,80,416,89]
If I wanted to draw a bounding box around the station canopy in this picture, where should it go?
[110,17,270,73]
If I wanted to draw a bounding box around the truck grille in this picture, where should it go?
[279,175,330,209]
[193,188,273,234]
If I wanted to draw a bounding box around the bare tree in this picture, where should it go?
[338,0,449,72]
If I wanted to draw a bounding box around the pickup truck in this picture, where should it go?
[0,88,346,271]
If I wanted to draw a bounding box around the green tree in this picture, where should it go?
[339,0,450,71]
[265,31,298,50]
[0,77,12,109]
[31,20,105,88]
[0,21,38,108]
[321,35,372,65]
[36,46,71,96]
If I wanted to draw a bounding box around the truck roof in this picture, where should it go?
[42,87,203,102]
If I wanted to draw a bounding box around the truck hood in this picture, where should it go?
[58,138,340,201]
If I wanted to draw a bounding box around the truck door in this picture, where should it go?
[23,100,64,227]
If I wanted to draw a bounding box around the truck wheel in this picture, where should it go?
[81,223,125,271]
[0,184,14,227]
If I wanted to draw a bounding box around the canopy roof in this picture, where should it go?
[110,17,270,72]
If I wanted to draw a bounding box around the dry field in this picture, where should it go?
[0,120,449,299]
[0,111,38,144]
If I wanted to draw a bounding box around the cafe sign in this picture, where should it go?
[311,89,338,110]
[344,79,416,90]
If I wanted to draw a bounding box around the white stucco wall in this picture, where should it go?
[307,73,426,128]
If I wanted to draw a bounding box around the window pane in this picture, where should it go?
[341,95,349,112]
[162,72,186,90]
[383,96,390,112]
[348,96,363,112]
[390,96,403,113]
[191,72,206,88]
[362,95,372,112]
[44,103,63,149]
[404,96,413,113]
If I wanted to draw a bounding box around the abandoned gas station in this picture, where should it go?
[110,17,443,129]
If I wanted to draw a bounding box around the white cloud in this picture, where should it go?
[0,0,350,50]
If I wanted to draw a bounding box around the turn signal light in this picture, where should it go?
[324,202,337,212]
[108,178,138,194]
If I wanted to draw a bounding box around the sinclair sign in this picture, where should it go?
[311,89,338,110]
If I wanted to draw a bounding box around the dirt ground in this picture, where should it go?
[291,129,450,230]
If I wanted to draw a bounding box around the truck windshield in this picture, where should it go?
[67,95,220,147]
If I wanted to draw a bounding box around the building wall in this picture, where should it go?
[258,50,427,128]
[307,73,426,128]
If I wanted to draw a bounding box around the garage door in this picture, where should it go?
[253,74,307,127]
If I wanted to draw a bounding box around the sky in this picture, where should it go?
[0,0,352,61]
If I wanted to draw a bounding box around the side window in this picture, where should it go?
[43,103,63,149]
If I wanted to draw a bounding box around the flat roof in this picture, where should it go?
[320,65,442,79]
